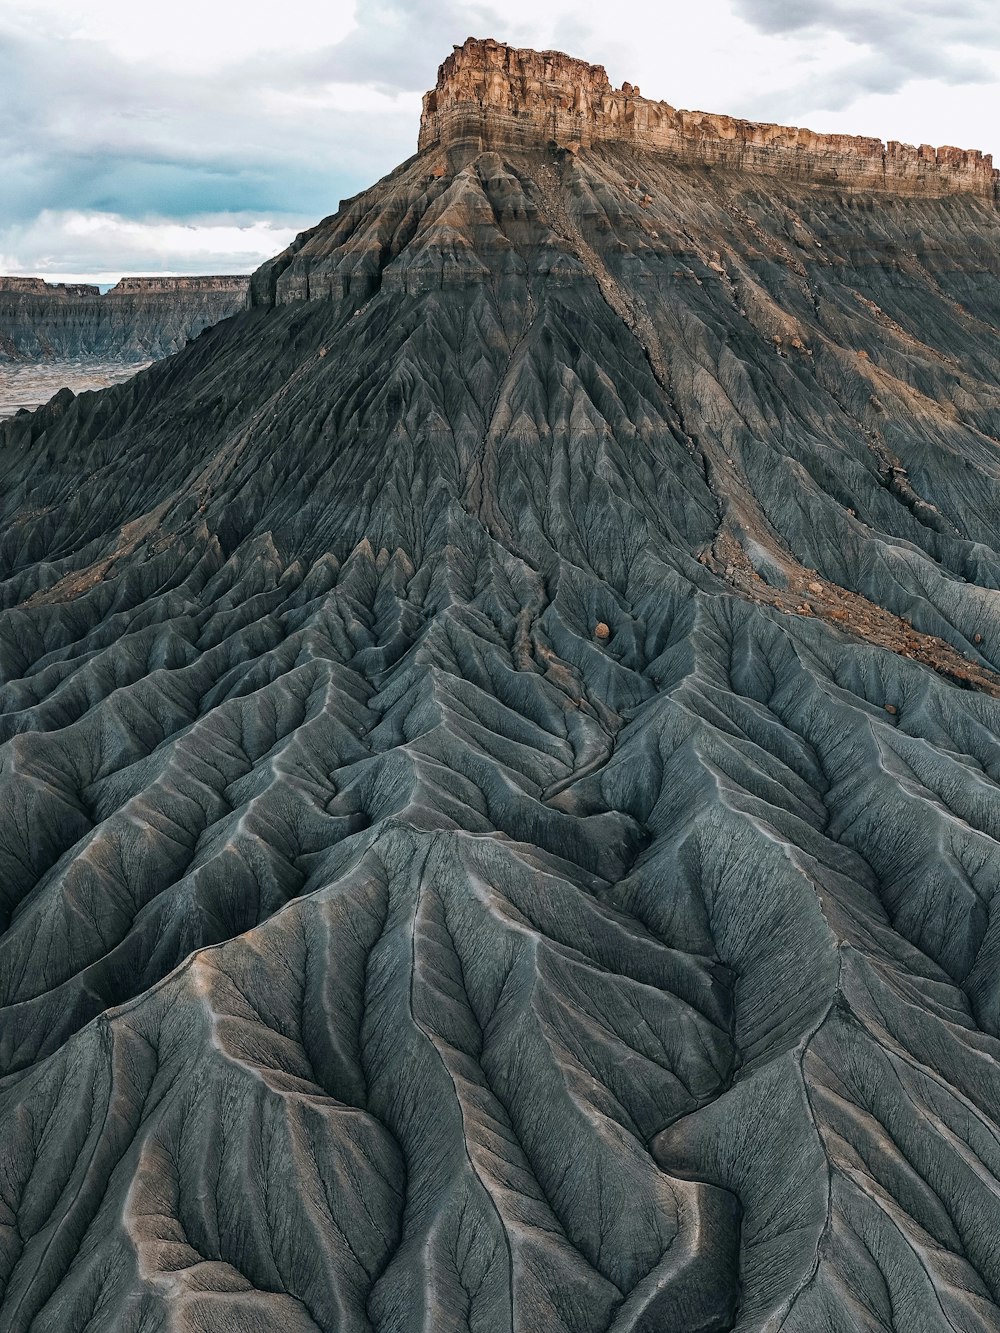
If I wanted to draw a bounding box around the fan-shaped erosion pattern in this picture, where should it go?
[1,37,1000,1333]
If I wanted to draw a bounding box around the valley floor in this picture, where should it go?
[0,358,149,418]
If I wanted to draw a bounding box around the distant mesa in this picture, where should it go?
[0,273,251,364]
[420,36,998,198]
[0,274,250,298]
[109,274,251,294]
[0,276,102,298]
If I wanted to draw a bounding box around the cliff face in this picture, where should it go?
[1,39,1000,1333]
[109,275,254,294]
[0,274,250,361]
[421,36,999,198]
[0,277,100,297]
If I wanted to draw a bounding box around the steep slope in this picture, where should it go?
[0,37,1000,1333]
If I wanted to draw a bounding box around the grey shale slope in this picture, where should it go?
[1,36,1000,1333]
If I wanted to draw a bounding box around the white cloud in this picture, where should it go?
[0,211,301,284]
[259,84,422,118]
[8,0,358,70]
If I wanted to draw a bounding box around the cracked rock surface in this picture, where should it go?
[1,112,1000,1333]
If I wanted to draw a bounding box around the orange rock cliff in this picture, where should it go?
[419,37,998,199]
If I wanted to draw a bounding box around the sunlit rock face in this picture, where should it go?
[420,36,999,196]
[1,39,1000,1333]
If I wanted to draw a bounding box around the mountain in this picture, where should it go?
[0,275,250,363]
[0,36,999,1332]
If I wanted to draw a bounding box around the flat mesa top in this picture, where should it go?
[419,36,998,199]
[0,275,252,297]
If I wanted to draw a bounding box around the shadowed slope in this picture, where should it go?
[1,46,1000,1333]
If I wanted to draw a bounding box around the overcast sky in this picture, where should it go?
[2,0,998,282]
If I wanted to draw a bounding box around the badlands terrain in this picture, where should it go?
[0,37,999,1333]
[0,275,249,415]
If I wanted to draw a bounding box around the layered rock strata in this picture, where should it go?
[420,37,999,198]
[0,274,250,361]
[0,277,100,298]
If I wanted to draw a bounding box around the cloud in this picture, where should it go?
[0,210,301,283]
[12,0,355,70]
[732,0,1000,108]
[312,0,504,91]
[0,23,422,224]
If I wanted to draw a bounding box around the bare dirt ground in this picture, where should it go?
[0,358,148,418]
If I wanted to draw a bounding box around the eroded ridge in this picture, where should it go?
[1,43,1000,1333]
[420,36,999,198]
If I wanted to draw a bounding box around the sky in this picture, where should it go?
[2,0,998,283]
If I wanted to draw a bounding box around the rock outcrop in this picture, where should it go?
[0,276,100,297]
[1,39,1000,1333]
[0,273,250,361]
[421,37,999,198]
